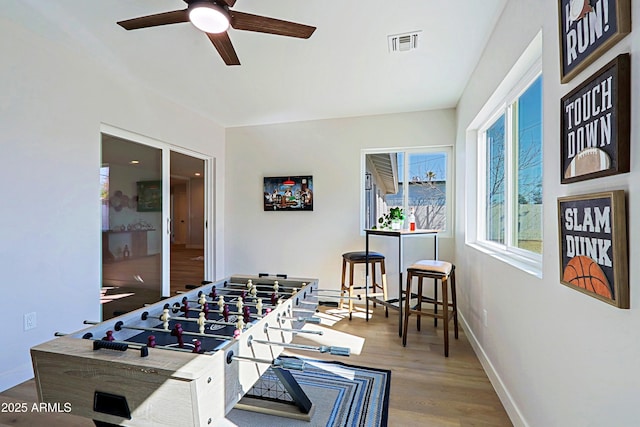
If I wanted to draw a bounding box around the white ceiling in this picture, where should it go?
[16,0,507,128]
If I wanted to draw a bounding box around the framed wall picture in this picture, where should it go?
[263,176,313,211]
[557,190,628,308]
[558,0,631,83]
[136,180,162,212]
[560,53,630,184]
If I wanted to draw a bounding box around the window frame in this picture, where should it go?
[361,145,454,238]
[475,62,543,266]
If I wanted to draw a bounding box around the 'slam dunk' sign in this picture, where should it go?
[558,0,631,83]
[557,191,628,308]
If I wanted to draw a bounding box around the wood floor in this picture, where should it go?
[0,301,511,426]
[101,244,204,319]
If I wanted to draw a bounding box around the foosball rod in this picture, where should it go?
[316,289,364,300]
[142,311,236,327]
[175,304,263,320]
[95,337,215,355]
[181,296,276,309]
[265,325,323,335]
[229,353,306,371]
[248,337,350,357]
[279,316,322,324]
[83,320,236,341]
[223,283,302,295]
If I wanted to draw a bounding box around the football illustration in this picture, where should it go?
[569,0,593,22]
[564,147,610,179]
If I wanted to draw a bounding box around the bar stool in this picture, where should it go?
[340,251,388,320]
[402,260,458,357]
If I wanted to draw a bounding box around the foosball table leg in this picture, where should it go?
[271,367,313,415]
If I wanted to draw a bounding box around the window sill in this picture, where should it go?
[465,242,543,278]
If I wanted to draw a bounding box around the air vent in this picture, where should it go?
[388,31,421,53]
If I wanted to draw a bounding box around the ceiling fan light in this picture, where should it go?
[188,2,229,34]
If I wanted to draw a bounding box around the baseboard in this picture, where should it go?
[458,311,529,427]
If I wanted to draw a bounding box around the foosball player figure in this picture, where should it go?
[243,306,251,324]
[222,304,230,322]
[160,308,170,330]
[270,292,279,306]
[273,281,279,293]
[198,293,207,306]
[197,312,206,334]
[147,335,156,348]
[102,330,115,342]
[202,302,210,318]
[209,286,217,300]
[192,340,202,354]
[181,299,190,318]
[256,298,263,316]
[171,323,185,348]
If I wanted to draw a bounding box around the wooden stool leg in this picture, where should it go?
[416,275,423,331]
[433,278,438,327]
[442,276,449,357]
[451,269,459,339]
[381,260,388,317]
[340,258,347,310]
[348,261,355,320]
[402,271,412,347]
[371,261,377,308]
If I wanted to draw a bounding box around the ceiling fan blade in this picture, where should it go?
[117,9,188,30]
[217,0,237,7]
[230,11,316,38]
[206,32,241,66]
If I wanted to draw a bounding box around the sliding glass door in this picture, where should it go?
[100,128,213,320]
[101,134,164,319]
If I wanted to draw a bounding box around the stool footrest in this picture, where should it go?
[366,297,400,311]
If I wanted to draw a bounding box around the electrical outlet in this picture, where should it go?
[24,312,37,331]
[482,309,488,327]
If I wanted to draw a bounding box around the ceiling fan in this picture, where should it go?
[117,0,316,66]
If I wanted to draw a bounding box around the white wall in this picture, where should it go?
[456,0,640,425]
[225,110,455,299]
[0,10,225,391]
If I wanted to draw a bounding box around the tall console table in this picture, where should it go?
[364,228,439,336]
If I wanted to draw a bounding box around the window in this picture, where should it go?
[363,147,453,234]
[478,73,543,259]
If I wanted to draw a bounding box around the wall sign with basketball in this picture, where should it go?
[558,191,628,308]
[560,53,630,184]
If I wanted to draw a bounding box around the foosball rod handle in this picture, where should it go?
[280,316,322,324]
[320,346,351,356]
[227,352,306,371]
[248,337,351,357]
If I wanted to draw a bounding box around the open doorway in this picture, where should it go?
[170,151,205,294]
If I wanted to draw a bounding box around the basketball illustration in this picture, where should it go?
[563,255,612,298]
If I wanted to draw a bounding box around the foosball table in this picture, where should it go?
[30,274,348,426]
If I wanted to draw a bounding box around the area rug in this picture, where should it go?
[225,356,390,427]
